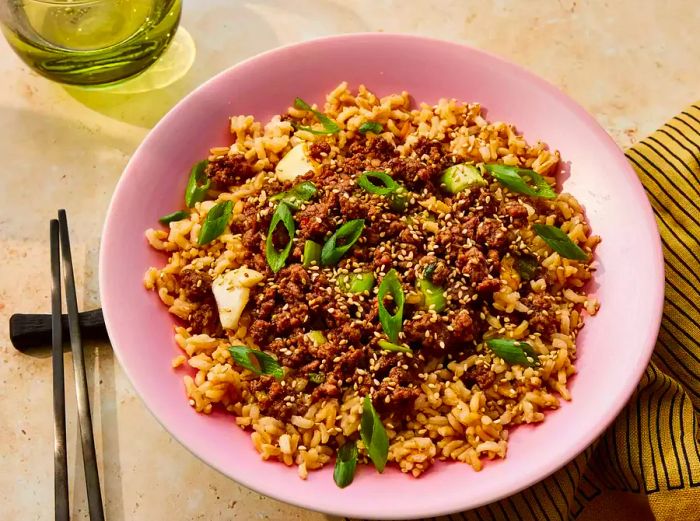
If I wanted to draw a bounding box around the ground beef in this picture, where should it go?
[296,194,337,242]
[278,265,310,301]
[526,293,558,338]
[338,193,377,221]
[231,201,259,235]
[474,190,498,216]
[451,309,475,342]
[298,359,321,375]
[504,201,529,225]
[476,278,501,295]
[364,212,404,245]
[248,319,272,346]
[476,219,509,250]
[312,378,342,400]
[189,300,220,336]
[372,353,400,379]
[486,249,501,272]
[308,141,331,162]
[413,137,443,163]
[463,215,480,241]
[374,366,420,414]
[386,157,440,191]
[367,137,397,162]
[272,306,308,335]
[331,347,366,382]
[206,154,255,187]
[179,270,212,302]
[435,225,463,250]
[403,313,455,352]
[398,226,423,246]
[463,364,497,389]
[429,260,450,286]
[250,375,305,421]
[457,247,489,283]
[346,136,397,163]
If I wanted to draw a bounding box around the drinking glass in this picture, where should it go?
[0,0,182,86]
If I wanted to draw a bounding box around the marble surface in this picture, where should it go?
[0,1,697,520]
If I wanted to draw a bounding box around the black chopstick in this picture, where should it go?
[58,210,105,521]
[50,219,69,521]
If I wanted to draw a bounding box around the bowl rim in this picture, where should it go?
[99,32,665,519]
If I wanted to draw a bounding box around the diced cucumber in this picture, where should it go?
[308,372,325,384]
[440,163,486,193]
[338,272,376,294]
[302,240,321,267]
[389,187,409,212]
[307,330,327,346]
[418,278,446,312]
[515,255,539,282]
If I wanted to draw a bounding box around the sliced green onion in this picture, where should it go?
[265,202,295,273]
[486,338,540,367]
[485,164,556,199]
[417,278,446,313]
[228,345,284,379]
[357,171,399,196]
[533,223,588,260]
[308,372,325,384]
[378,339,412,353]
[515,255,539,281]
[269,181,317,211]
[294,97,340,135]
[360,396,389,473]
[321,219,365,266]
[338,272,375,294]
[358,121,384,134]
[302,239,322,267]
[423,262,437,281]
[185,160,211,207]
[333,441,358,488]
[198,201,233,245]
[159,210,188,225]
[306,330,327,346]
[378,269,405,343]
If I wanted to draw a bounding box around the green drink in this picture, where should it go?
[0,0,181,86]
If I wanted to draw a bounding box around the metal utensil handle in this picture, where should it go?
[58,210,105,521]
[51,219,69,521]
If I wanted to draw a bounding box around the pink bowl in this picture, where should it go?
[100,34,664,519]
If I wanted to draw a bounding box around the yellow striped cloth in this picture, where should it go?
[351,104,700,521]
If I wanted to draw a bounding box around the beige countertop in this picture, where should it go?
[1,1,697,520]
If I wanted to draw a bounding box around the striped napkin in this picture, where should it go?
[352,104,700,521]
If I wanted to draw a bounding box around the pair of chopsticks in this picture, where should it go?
[51,210,105,521]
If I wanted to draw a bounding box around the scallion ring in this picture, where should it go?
[293,97,340,135]
[533,223,588,260]
[159,210,188,225]
[484,164,556,199]
[377,269,405,343]
[197,201,233,245]
[185,160,211,207]
[320,219,365,266]
[486,338,540,367]
[265,202,296,273]
[358,121,383,134]
[269,181,317,211]
[228,345,284,379]
[357,171,399,196]
[360,396,389,473]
